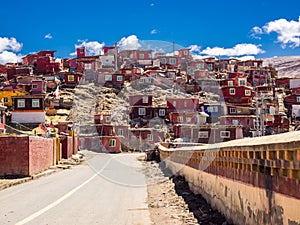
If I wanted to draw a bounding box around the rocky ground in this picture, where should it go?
[142,159,230,225]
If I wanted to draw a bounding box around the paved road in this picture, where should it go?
[0,152,151,225]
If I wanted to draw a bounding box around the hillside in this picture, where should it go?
[262,55,300,78]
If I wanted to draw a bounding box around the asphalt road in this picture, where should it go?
[0,151,151,225]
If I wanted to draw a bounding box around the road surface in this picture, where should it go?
[0,151,151,225]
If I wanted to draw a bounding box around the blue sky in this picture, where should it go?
[0,0,300,64]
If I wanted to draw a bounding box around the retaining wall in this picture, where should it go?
[159,133,300,225]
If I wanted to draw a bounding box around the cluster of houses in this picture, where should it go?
[0,44,299,152]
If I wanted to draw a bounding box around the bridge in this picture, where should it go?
[158,131,300,225]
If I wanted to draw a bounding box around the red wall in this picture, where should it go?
[0,136,55,177]
[0,136,29,176]
[29,137,54,175]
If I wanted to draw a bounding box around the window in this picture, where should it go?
[146,78,153,83]
[228,81,233,86]
[207,106,218,113]
[106,116,111,122]
[207,64,212,71]
[229,108,236,114]
[184,101,187,107]
[160,58,166,64]
[220,131,230,138]
[184,50,188,55]
[105,75,112,81]
[239,79,246,86]
[139,78,145,83]
[147,134,153,141]
[109,129,113,135]
[3,97,8,103]
[189,68,195,74]
[32,84,38,89]
[232,120,239,125]
[297,97,300,103]
[142,96,148,104]
[186,117,192,123]
[117,76,123,81]
[138,108,146,115]
[169,58,176,64]
[195,63,205,69]
[118,129,124,136]
[84,63,92,70]
[159,109,165,116]
[109,139,116,147]
[177,116,183,122]
[245,90,251,96]
[199,131,208,138]
[32,99,40,108]
[173,101,176,107]
[80,48,85,53]
[139,53,144,59]
[17,99,25,108]
[229,88,235,95]
[68,75,74,82]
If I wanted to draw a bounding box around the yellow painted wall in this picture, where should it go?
[0,90,28,107]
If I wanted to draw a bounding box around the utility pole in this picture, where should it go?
[261,93,265,136]
[115,42,118,72]
[255,90,260,136]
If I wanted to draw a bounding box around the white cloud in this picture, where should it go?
[250,26,263,39]
[0,37,22,52]
[200,43,265,56]
[263,16,300,48]
[189,44,201,54]
[118,35,141,50]
[0,51,23,64]
[233,56,256,61]
[150,3,154,6]
[72,40,105,56]
[44,33,53,39]
[251,16,300,48]
[0,37,23,64]
[150,29,158,35]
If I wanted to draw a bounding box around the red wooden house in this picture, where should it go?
[22,54,38,66]
[76,56,100,72]
[238,59,263,68]
[221,86,253,105]
[226,104,254,115]
[97,73,124,88]
[128,128,165,151]
[169,112,199,125]
[103,46,118,55]
[7,66,32,80]
[11,94,45,124]
[178,49,192,59]
[275,77,290,90]
[284,93,300,116]
[129,95,153,106]
[166,97,199,113]
[173,124,243,144]
[219,115,256,135]
[100,136,122,153]
[76,47,86,57]
[246,69,269,86]
[31,80,46,94]
[155,55,181,68]
[94,113,112,124]
[61,72,83,87]
[35,50,60,74]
